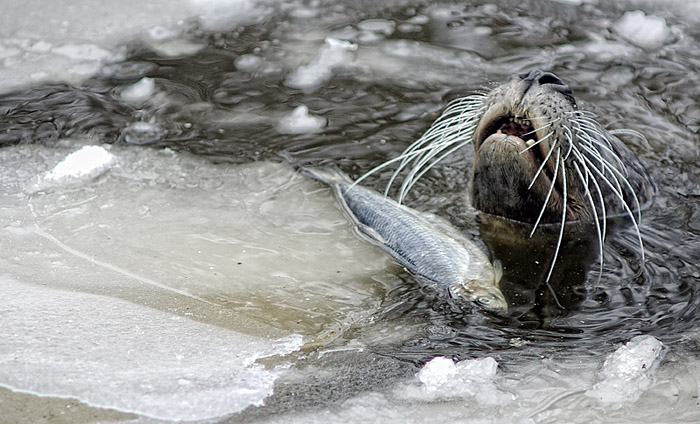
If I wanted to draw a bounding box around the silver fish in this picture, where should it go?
[304,167,507,314]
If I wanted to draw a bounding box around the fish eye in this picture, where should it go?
[476,296,492,306]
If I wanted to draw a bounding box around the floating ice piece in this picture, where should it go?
[277,105,326,134]
[613,10,670,49]
[0,277,303,421]
[235,54,265,72]
[285,37,357,92]
[120,77,156,104]
[586,335,664,404]
[400,356,509,404]
[27,145,115,193]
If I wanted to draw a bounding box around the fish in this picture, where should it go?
[303,167,508,314]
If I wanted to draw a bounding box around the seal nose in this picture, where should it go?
[518,69,566,87]
[518,69,576,105]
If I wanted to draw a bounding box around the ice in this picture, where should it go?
[0,277,302,421]
[0,142,396,421]
[27,145,115,193]
[277,105,326,134]
[357,19,396,43]
[120,77,156,104]
[285,37,357,92]
[0,0,264,93]
[402,356,509,405]
[192,0,268,31]
[613,10,670,49]
[235,54,265,72]
[586,335,665,404]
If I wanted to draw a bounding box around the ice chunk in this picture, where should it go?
[401,356,509,404]
[586,335,664,404]
[27,145,115,193]
[235,54,265,72]
[0,277,302,421]
[277,105,326,134]
[613,10,670,49]
[285,37,357,92]
[120,77,156,104]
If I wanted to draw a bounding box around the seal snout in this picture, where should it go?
[518,69,576,105]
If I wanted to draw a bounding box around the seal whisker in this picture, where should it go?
[530,148,561,237]
[573,160,605,282]
[571,146,608,242]
[398,137,475,203]
[578,153,645,264]
[580,141,643,224]
[527,137,558,191]
[519,130,554,155]
[544,149,568,292]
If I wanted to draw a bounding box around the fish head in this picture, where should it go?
[450,279,508,315]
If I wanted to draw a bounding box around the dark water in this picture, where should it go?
[1,0,699,400]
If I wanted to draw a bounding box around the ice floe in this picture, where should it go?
[613,10,671,49]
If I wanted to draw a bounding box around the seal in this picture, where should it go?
[358,70,655,281]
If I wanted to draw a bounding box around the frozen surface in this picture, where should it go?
[0,0,265,93]
[0,141,395,421]
[613,10,670,49]
[586,335,665,404]
[0,277,302,421]
[285,37,357,92]
[278,105,326,134]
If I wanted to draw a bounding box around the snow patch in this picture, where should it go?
[586,335,665,404]
[613,10,670,49]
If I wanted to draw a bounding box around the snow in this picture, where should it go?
[285,37,357,92]
[278,105,326,134]
[613,10,671,49]
[586,335,665,404]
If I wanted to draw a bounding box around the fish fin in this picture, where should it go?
[493,259,503,285]
[355,222,386,245]
[301,165,353,186]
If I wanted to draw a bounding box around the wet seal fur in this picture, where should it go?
[359,69,655,294]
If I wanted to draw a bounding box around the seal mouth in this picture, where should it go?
[476,113,562,199]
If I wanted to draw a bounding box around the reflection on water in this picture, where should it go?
[1,0,700,421]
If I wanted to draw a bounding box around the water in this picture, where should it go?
[0,0,699,422]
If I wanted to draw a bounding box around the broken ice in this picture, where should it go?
[586,335,665,404]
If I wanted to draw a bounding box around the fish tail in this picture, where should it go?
[301,165,353,186]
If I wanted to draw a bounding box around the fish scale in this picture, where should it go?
[304,167,507,314]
